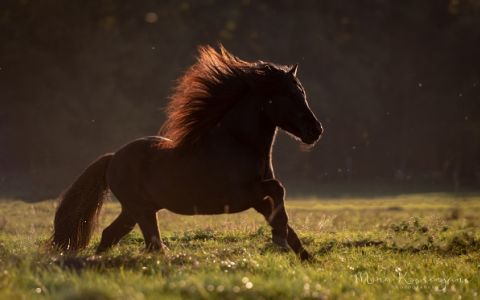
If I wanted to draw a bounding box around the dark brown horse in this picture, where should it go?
[52,46,323,261]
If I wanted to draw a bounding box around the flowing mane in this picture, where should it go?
[158,45,265,148]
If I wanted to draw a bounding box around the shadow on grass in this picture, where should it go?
[39,219,479,274]
[47,230,480,275]
[47,228,271,272]
[315,231,480,256]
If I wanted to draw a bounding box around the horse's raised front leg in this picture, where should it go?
[254,179,312,261]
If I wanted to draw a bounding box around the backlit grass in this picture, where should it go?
[0,193,479,299]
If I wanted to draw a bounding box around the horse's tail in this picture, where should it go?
[52,153,114,252]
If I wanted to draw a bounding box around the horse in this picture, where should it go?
[52,45,323,261]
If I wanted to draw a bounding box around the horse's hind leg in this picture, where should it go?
[136,210,167,251]
[96,210,136,254]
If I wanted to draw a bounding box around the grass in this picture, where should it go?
[0,193,479,299]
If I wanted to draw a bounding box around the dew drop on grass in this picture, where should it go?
[245,282,253,289]
[35,288,42,294]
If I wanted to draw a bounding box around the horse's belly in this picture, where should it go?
[165,200,252,215]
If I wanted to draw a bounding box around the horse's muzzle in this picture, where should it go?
[301,121,323,145]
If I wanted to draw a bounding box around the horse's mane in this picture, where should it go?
[158,45,281,148]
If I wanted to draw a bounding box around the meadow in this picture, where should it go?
[0,193,479,299]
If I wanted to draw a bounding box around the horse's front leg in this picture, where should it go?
[254,179,312,261]
[286,224,312,261]
[256,180,289,248]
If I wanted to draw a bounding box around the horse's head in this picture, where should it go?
[258,64,323,145]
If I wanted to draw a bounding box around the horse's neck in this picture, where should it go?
[220,94,276,155]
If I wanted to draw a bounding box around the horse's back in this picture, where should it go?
[106,136,171,208]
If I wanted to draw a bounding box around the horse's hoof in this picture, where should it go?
[299,250,313,262]
[145,242,169,253]
[160,243,170,253]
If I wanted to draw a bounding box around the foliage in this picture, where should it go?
[1,0,480,199]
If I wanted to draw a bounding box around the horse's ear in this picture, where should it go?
[288,64,298,77]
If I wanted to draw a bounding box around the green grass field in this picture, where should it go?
[0,193,479,299]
